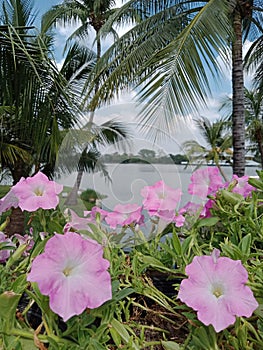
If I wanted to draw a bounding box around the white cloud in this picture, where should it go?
[90,93,204,156]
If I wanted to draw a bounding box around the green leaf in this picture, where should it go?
[113,288,135,302]
[181,236,192,255]
[194,325,219,349]
[138,254,173,273]
[161,341,182,349]
[11,274,28,294]
[6,244,28,268]
[196,216,220,228]
[254,303,263,318]
[19,339,38,350]
[0,291,21,331]
[239,233,251,255]
[109,327,122,347]
[30,236,49,260]
[88,339,108,350]
[220,190,244,205]
[248,177,263,191]
[110,318,130,343]
[172,230,182,255]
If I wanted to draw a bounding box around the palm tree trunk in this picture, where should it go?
[68,31,102,202]
[5,207,25,237]
[89,32,101,124]
[64,167,84,206]
[5,159,29,236]
[232,8,245,177]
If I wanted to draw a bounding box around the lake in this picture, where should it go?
[57,163,260,211]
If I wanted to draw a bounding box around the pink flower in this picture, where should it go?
[155,210,185,227]
[178,249,258,332]
[230,175,255,197]
[12,172,63,212]
[141,181,182,214]
[199,199,215,218]
[27,232,112,322]
[0,232,14,263]
[64,209,94,233]
[180,201,203,216]
[13,234,34,255]
[0,189,19,214]
[85,206,109,221]
[105,204,144,229]
[188,168,224,200]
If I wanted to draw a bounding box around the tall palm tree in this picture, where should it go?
[0,0,86,235]
[86,0,263,177]
[42,0,134,202]
[42,0,120,123]
[183,116,232,181]
[0,2,81,181]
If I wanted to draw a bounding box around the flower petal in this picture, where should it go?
[197,298,236,333]
[224,286,258,317]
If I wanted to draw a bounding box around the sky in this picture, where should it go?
[36,0,254,157]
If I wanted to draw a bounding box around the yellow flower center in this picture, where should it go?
[211,283,224,298]
[34,188,44,196]
[63,267,73,277]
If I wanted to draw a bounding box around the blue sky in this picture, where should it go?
[36,0,65,62]
[37,0,59,12]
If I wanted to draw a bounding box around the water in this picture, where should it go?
[57,163,260,211]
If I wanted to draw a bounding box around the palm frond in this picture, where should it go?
[87,0,232,141]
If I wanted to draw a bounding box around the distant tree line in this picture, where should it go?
[101,149,189,165]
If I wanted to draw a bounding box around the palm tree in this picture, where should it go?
[0,3,81,181]
[86,0,263,177]
[42,0,134,202]
[42,0,121,123]
[183,116,232,181]
[0,0,87,235]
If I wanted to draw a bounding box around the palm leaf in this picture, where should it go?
[86,0,233,141]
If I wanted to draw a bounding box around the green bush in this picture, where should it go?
[80,188,107,210]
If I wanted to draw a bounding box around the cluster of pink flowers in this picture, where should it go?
[0,231,34,263]
[0,172,112,321]
[0,169,258,328]
[188,167,255,200]
[182,167,255,218]
[0,169,255,235]
[65,180,185,233]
